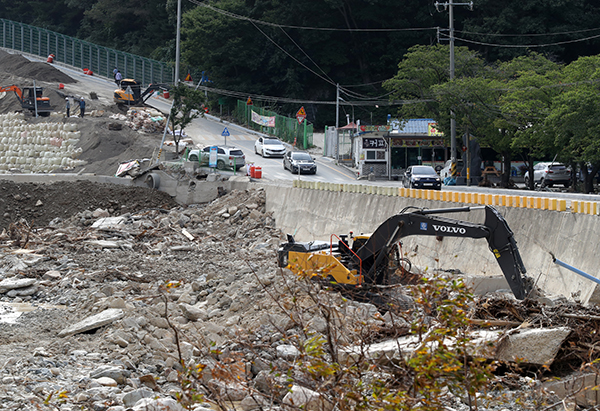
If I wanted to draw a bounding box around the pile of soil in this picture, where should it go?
[0,49,76,83]
[0,180,179,231]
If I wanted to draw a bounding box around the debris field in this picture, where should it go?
[2,49,600,411]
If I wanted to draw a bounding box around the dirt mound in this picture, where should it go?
[0,180,179,230]
[0,49,75,84]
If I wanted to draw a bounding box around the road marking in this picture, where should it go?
[316,159,356,179]
[197,134,255,142]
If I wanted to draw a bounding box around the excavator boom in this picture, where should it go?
[279,205,530,300]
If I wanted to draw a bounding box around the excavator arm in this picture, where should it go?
[0,85,24,102]
[352,205,529,299]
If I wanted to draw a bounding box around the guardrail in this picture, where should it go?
[1,18,173,85]
[292,180,600,215]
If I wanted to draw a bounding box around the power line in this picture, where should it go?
[442,32,600,48]
[455,27,600,37]
[187,0,437,32]
[192,83,431,106]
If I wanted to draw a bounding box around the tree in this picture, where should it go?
[497,53,562,190]
[169,83,206,156]
[383,44,485,135]
[546,55,600,193]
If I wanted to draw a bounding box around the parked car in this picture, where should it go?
[440,159,464,179]
[188,146,245,170]
[283,151,317,174]
[403,165,442,190]
[524,162,571,188]
[254,137,286,157]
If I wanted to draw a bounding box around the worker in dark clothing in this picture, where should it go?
[79,97,86,118]
[65,97,70,117]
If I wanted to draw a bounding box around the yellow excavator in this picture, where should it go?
[0,85,53,116]
[278,205,531,300]
[113,79,169,106]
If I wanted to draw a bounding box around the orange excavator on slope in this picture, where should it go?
[0,85,53,116]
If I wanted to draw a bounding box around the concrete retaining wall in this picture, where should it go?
[265,185,600,304]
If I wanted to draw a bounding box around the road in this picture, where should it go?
[43,56,600,202]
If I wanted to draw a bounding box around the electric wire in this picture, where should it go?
[455,27,600,37]
[187,0,437,32]
[441,32,600,48]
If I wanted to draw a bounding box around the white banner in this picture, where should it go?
[251,111,275,127]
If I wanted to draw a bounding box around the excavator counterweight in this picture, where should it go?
[278,205,531,300]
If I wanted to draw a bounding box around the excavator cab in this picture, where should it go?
[0,85,52,116]
[114,79,169,106]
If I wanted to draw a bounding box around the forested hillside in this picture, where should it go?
[2,0,600,126]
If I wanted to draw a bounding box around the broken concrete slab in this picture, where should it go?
[91,216,126,230]
[495,327,571,366]
[58,308,124,337]
[543,372,600,407]
[0,278,36,293]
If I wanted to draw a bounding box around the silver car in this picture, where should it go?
[188,146,245,170]
[524,162,571,188]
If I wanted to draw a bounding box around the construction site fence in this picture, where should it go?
[234,100,313,150]
[292,181,600,215]
[0,19,173,86]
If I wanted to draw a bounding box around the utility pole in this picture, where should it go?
[435,0,473,179]
[335,83,340,164]
[175,0,182,84]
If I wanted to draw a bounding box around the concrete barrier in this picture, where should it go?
[265,185,600,305]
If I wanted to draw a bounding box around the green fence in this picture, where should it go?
[235,101,313,149]
[1,19,173,85]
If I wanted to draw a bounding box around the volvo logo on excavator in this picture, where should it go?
[432,225,467,234]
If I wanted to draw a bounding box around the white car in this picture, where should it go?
[254,137,286,158]
[524,162,571,188]
[440,159,464,179]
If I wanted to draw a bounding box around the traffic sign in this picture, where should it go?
[296,106,306,125]
[221,127,230,137]
[246,97,253,106]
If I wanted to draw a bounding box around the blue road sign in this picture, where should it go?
[222,127,230,137]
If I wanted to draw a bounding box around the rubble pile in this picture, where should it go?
[124,107,167,133]
[0,186,600,410]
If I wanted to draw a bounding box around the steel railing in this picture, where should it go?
[1,18,173,86]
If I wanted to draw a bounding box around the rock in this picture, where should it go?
[122,387,155,407]
[42,270,61,281]
[495,327,572,365]
[276,344,300,360]
[179,303,207,322]
[92,208,110,218]
[7,285,37,297]
[131,397,185,411]
[94,377,118,387]
[58,308,125,337]
[90,366,131,385]
[0,278,36,293]
[282,385,334,411]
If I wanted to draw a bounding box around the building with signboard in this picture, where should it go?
[355,119,446,179]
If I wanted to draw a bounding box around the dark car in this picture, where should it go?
[403,165,442,190]
[283,151,317,174]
